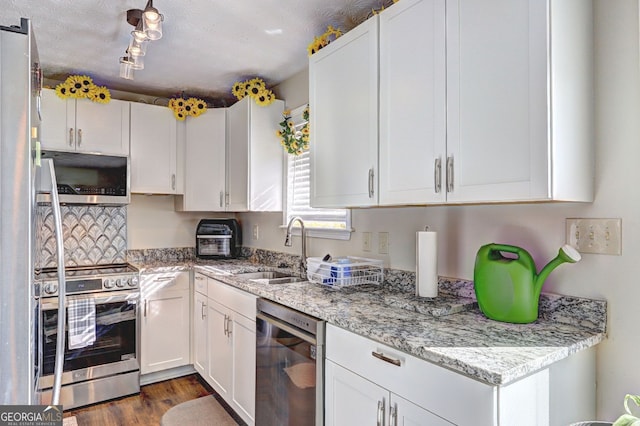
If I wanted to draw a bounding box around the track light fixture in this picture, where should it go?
[120,0,164,80]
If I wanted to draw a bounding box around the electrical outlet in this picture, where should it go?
[566,218,621,255]
[378,232,389,254]
[362,232,372,252]
[252,224,259,240]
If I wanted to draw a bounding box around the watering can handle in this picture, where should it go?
[488,244,525,257]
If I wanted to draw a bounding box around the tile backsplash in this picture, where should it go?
[36,205,127,269]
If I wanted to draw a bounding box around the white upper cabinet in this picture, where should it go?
[40,88,130,156]
[309,17,379,208]
[378,0,447,205]
[130,102,178,194]
[175,108,226,211]
[445,0,594,203]
[309,0,594,207]
[226,96,284,212]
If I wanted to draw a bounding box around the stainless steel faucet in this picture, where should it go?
[285,216,306,276]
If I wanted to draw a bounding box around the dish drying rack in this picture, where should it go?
[306,256,383,288]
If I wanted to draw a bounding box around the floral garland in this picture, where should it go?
[168,97,208,121]
[277,106,310,156]
[231,77,276,106]
[307,25,342,56]
[55,75,111,103]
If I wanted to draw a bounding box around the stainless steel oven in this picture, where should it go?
[35,264,140,409]
[256,298,325,426]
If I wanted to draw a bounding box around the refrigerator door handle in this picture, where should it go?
[40,159,67,405]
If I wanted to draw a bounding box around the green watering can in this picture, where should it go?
[473,243,581,323]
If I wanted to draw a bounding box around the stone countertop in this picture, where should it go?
[133,259,606,386]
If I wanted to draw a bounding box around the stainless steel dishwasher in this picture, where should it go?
[255,298,325,426]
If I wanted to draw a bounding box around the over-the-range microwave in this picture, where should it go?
[38,150,130,205]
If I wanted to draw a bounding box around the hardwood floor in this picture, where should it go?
[63,374,243,425]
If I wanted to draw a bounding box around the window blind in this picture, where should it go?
[285,106,349,232]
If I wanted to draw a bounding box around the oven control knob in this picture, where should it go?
[128,276,139,287]
[44,282,58,295]
[104,279,116,289]
[115,278,125,288]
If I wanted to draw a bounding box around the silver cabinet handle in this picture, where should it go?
[171,174,176,190]
[368,168,375,198]
[77,128,82,146]
[434,157,442,193]
[153,276,173,283]
[144,300,147,317]
[68,128,74,146]
[377,400,385,426]
[446,156,454,192]
[223,314,228,336]
[219,190,224,208]
[390,404,397,426]
[372,351,401,366]
[201,301,206,320]
[195,275,205,281]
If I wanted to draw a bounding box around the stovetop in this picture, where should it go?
[35,263,139,297]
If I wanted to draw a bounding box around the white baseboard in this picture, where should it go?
[140,365,196,386]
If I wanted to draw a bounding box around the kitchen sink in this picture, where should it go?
[234,271,304,284]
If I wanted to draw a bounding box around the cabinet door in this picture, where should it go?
[325,360,387,426]
[226,98,249,212]
[231,313,256,423]
[130,102,177,194]
[392,394,454,426]
[40,88,75,151]
[207,299,233,399]
[140,272,190,374]
[445,0,549,203]
[182,109,226,211]
[193,291,208,376]
[378,0,447,205]
[74,98,130,155]
[309,17,379,208]
[247,99,284,212]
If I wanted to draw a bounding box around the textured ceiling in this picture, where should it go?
[1,0,387,105]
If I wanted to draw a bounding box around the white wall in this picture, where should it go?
[127,1,639,419]
[240,1,640,419]
[127,194,233,249]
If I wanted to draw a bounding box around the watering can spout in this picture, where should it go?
[535,244,582,295]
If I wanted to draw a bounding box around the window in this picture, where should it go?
[284,105,351,240]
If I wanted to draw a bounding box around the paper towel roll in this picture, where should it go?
[416,231,438,298]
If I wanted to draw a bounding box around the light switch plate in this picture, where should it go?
[566,218,622,255]
[252,225,259,240]
[378,232,389,254]
[362,232,372,252]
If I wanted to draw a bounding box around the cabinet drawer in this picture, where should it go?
[208,279,257,320]
[141,271,190,297]
[194,273,208,295]
[326,324,496,425]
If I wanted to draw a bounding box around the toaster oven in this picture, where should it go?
[196,219,242,259]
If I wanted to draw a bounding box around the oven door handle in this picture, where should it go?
[257,311,317,345]
[41,292,139,310]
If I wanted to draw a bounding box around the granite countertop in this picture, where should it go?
[133,258,606,387]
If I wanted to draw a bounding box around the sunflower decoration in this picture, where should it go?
[307,25,342,56]
[54,75,111,103]
[168,97,208,121]
[230,77,276,106]
[277,105,310,156]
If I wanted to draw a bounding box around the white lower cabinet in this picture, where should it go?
[140,271,190,375]
[192,273,257,425]
[193,286,208,376]
[325,324,564,426]
[326,360,451,426]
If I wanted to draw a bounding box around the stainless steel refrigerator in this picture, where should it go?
[0,17,66,406]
